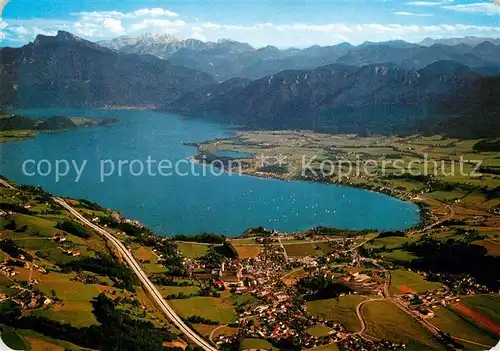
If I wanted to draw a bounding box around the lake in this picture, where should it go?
[0,109,420,236]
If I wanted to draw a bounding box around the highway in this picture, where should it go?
[0,178,14,189]
[52,197,218,351]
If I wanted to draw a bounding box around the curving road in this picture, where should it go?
[52,197,217,351]
[408,202,455,236]
[355,298,383,336]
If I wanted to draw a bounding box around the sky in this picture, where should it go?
[0,0,499,48]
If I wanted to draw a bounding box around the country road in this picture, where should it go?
[52,197,218,351]
[355,298,383,336]
[278,237,289,263]
[408,202,455,236]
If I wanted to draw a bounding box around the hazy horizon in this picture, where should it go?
[1,0,499,48]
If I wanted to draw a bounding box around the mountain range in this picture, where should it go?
[0,31,215,108]
[98,34,500,81]
[1,31,499,137]
[419,36,500,47]
[164,61,481,133]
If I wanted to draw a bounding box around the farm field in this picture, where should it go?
[132,245,155,261]
[229,239,261,245]
[132,245,168,274]
[473,239,500,256]
[307,343,340,351]
[158,285,200,297]
[306,295,367,332]
[212,326,239,339]
[33,271,102,327]
[390,269,443,294]
[0,325,30,351]
[430,307,497,347]
[10,213,62,236]
[192,324,218,338]
[281,267,307,285]
[17,328,85,351]
[283,242,323,257]
[176,242,210,258]
[450,297,500,335]
[381,249,417,262]
[306,324,333,337]
[232,244,261,259]
[459,295,500,325]
[364,236,418,250]
[241,338,277,350]
[230,294,263,310]
[142,262,168,274]
[362,301,445,350]
[170,296,237,324]
[0,275,17,297]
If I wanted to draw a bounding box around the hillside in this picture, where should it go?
[165,61,479,133]
[0,184,182,350]
[417,76,500,139]
[0,115,37,131]
[0,31,215,109]
[36,116,78,130]
[0,114,120,144]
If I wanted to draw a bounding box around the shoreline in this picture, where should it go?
[0,167,421,239]
[0,114,119,143]
[189,141,429,232]
[96,105,157,111]
[1,126,448,237]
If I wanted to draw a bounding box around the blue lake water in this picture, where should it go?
[0,109,420,236]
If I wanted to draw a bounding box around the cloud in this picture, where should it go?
[130,19,186,32]
[0,0,8,40]
[9,25,28,34]
[31,26,57,36]
[73,10,124,19]
[393,11,433,16]
[131,8,179,17]
[71,15,127,36]
[441,2,500,15]
[3,14,500,48]
[102,18,125,34]
[186,22,500,47]
[191,31,207,41]
[56,7,181,38]
[72,8,179,19]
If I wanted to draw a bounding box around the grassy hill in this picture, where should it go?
[0,113,119,144]
[0,185,180,350]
